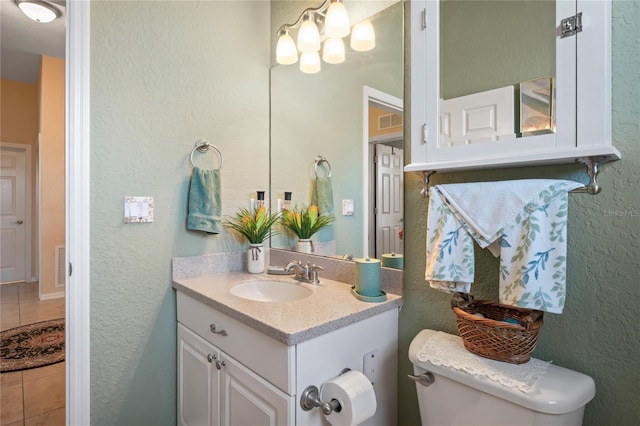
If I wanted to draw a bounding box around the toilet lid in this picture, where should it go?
[409,329,596,415]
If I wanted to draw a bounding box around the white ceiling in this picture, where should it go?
[1,0,66,84]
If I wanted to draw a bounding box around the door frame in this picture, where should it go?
[0,142,32,284]
[66,1,91,424]
[362,86,403,258]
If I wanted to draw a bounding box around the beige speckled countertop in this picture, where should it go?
[173,272,403,345]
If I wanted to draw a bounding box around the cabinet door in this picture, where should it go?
[178,324,220,426]
[407,0,618,173]
[219,354,294,426]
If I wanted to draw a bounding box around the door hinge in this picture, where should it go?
[421,9,427,30]
[68,262,72,277]
[560,12,582,38]
[422,123,428,145]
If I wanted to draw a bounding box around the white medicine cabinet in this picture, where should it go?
[406,0,620,179]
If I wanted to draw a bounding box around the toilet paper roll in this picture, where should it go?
[354,258,381,297]
[320,370,377,426]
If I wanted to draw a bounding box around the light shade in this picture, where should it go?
[299,52,321,74]
[16,0,60,23]
[325,1,350,38]
[322,38,345,64]
[351,19,376,52]
[297,13,321,53]
[276,30,298,65]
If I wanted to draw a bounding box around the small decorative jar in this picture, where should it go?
[247,243,265,274]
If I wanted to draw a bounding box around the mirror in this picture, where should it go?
[439,0,556,146]
[270,1,404,259]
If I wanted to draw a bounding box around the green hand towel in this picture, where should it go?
[311,176,334,215]
[188,167,222,233]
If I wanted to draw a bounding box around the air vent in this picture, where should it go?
[378,113,403,130]
[55,245,65,288]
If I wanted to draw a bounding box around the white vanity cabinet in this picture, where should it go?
[177,292,295,426]
[176,291,399,426]
[407,0,620,174]
[178,324,293,426]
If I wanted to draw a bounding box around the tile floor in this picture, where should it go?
[1,282,65,426]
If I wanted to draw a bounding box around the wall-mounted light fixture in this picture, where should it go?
[15,0,60,23]
[276,0,375,74]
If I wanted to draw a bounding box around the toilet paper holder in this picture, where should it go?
[300,367,351,415]
[300,385,342,415]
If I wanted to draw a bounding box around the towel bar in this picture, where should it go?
[189,139,223,170]
[314,155,332,178]
[418,156,607,198]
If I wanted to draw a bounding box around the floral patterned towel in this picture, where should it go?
[425,179,583,313]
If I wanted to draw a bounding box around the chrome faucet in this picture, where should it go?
[285,261,308,278]
[285,261,323,285]
[309,264,324,285]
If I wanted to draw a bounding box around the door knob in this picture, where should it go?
[12,220,23,225]
[207,354,217,363]
[215,360,226,370]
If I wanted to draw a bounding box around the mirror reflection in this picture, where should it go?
[270,1,404,260]
[439,0,556,146]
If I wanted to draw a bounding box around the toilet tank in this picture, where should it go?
[408,329,596,426]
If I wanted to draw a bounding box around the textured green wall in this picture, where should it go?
[90,1,270,424]
[399,1,640,425]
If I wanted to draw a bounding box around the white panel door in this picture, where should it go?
[440,86,515,147]
[220,353,293,426]
[375,144,404,257]
[178,324,220,426]
[1,146,27,283]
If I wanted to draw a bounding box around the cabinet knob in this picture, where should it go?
[207,354,216,363]
[215,360,226,370]
[209,324,228,336]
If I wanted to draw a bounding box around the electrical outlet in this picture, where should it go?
[342,199,354,216]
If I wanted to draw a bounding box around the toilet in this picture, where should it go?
[409,329,596,426]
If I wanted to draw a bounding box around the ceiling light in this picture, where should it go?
[322,38,345,64]
[325,0,350,38]
[297,13,321,53]
[276,0,375,74]
[15,0,60,23]
[351,19,376,52]
[276,29,298,65]
[300,52,321,74]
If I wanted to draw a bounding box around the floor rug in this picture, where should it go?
[1,318,65,373]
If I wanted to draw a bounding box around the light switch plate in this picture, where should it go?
[124,196,153,223]
[342,199,354,216]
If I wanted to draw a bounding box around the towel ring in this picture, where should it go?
[314,155,332,178]
[189,139,223,170]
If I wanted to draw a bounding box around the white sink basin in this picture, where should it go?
[230,280,312,302]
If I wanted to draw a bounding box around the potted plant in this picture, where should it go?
[281,204,334,253]
[223,206,280,273]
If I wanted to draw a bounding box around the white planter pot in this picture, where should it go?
[247,244,265,274]
[296,239,314,254]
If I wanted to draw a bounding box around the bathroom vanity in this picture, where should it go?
[173,272,402,426]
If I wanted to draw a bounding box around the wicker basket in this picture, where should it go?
[451,293,544,364]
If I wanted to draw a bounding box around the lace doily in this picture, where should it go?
[416,331,550,394]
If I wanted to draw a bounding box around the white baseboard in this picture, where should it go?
[39,291,65,301]
[28,276,38,283]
